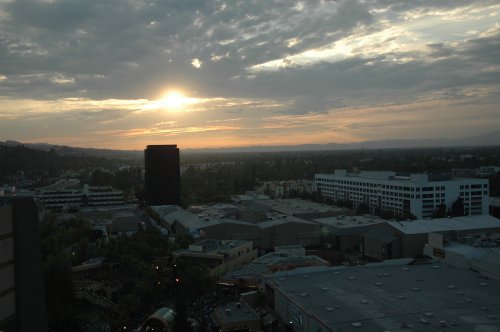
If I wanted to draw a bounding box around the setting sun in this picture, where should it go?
[154,90,199,110]
[160,91,187,109]
[143,90,200,111]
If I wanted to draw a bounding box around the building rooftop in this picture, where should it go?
[187,239,251,254]
[36,179,81,191]
[246,198,342,216]
[222,252,329,283]
[444,242,496,259]
[267,260,500,331]
[316,170,484,183]
[313,215,386,229]
[388,215,500,235]
[151,205,207,230]
[212,301,259,324]
[232,194,270,202]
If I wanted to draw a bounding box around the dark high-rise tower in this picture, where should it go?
[144,145,181,206]
[0,197,48,332]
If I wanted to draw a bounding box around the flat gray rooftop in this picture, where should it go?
[223,252,329,281]
[267,261,500,331]
[212,301,258,323]
[389,215,500,235]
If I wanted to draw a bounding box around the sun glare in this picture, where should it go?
[143,90,201,111]
[160,91,188,109]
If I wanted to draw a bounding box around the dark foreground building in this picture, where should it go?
[144,144,181,206]
[0,197,47,332]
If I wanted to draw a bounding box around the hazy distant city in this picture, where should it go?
[2,0,500,331]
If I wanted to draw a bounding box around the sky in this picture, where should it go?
[0,0,500,150]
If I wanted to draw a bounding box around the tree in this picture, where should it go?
[451,197,465,217]
[433,203,447,219]
[254,290,270,330]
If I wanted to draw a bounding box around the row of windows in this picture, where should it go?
[318,178,487,190]
[460,184,488,189]
[460,191,488,196]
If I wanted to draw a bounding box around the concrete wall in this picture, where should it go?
[273,287,332,332]
[260,222,321,250]
[204,223,261,246]
[204,221,321,251]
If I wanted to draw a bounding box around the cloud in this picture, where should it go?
[0,0,499,148]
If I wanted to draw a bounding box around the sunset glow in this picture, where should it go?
[159,91,190,109]
[0,1,499,150]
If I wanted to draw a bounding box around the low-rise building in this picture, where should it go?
[364,215,500,260]
[211,302,260,332]
[150,203,322,251]
[476,166,500,177]
[173,239,258,278]
[220,251,329,289]
[263,180,315,198]
[266,259,500,332]
[423,231,500,272]
[312,215,386,252]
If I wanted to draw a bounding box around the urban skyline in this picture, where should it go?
[1,1,500,149]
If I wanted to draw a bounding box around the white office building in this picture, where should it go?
[315,170,488,219]
[34,182,124,211]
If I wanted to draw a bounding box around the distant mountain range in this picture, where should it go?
[183,130,500,153]
[2,130,500,157]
